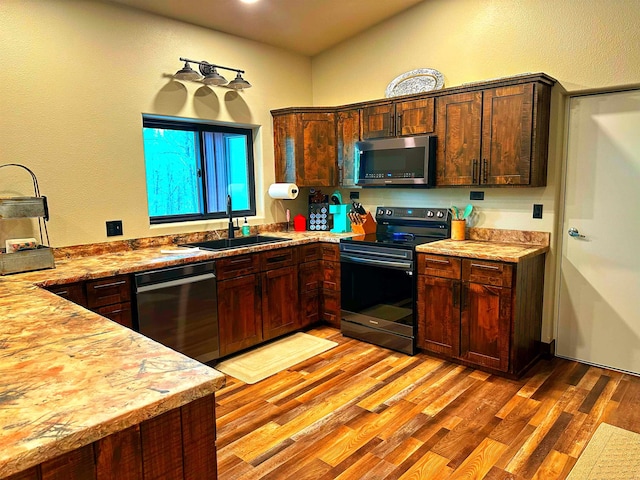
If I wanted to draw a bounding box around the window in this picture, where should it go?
[142,116,256,224]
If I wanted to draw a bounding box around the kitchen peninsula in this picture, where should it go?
[0,231,342,479]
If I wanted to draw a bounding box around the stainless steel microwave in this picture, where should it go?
[356,135,436,187]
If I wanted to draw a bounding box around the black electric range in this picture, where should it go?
[339,206,451,355]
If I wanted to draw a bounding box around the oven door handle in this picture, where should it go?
[341,254,412,271]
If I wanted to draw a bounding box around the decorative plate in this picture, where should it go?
[385,68,445,98]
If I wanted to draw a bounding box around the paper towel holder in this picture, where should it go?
[268,183,299,200]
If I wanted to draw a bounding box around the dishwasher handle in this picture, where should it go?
[136,272,216,293]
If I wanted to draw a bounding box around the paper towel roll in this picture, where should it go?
[268,183,299,200]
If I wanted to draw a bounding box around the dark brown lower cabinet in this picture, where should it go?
[299,257,321,328]
[320,244,341,329]
[217,273,263,357]
[6,394,217,480]
[45,276,133,329]
[417,253,545,377]
[261,265,299,341]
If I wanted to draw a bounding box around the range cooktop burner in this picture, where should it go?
[340,205,451,250]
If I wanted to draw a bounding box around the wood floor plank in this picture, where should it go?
[448,437,508,479]
[215,326,640,480]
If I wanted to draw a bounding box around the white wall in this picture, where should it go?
[0,0,312,247]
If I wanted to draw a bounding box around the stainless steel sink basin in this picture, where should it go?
[181,235,288,251]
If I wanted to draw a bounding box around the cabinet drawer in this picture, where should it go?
[299,260,321,292]
[96,302,133,329]
[320,243,340,261]
[418,254,461,280]
[86,276,131,308]
[260,247,296,271]
[299,243,321,263]
[46,282,87,306]
[321,260,340,291]
[216,254,260,280]
[321,289,340,328]
[462,259,513,287]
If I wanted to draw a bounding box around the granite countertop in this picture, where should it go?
[0,231,343,477]
[0,227,546,476]
[416,228,550,262]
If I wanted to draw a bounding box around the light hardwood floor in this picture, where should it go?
[215,326,640,479]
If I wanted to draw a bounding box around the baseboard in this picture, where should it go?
[540,339,556,359]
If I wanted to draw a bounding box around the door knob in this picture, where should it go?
[568,227,585,238]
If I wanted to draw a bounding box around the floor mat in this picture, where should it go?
[215,332,338,384]
[567,422,640,479]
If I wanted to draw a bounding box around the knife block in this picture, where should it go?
[350,212,377,235]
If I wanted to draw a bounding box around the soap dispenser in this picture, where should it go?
[241,218,250,236]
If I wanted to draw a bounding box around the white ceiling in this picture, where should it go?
[107,0,425,56]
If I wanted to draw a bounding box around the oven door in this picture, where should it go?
[340,247,416,354]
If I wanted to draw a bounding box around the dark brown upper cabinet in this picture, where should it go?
[336,108,361,188]
[273,109,337,187]
[436,80,552,187]
[272,73,555,189]
[361,97,435,139]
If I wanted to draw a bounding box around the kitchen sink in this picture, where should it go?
[181,235,288,251]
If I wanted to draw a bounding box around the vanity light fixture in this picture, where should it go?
[174,57,251,89]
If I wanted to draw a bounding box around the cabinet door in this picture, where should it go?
[301,113,337,186]
[299,260,321,328]
[273,113,297,184]
[396,98,435,136]
[320,289,340,328]
[481,84,534,185]
[273,112,337,187]
[46,282,87,306]
[362,103,394,139]
[417,275,460,357]
[435,92,482,186]
[96,302,133,329]
[337,109,361,187]
[460,282,511,371]
[262,266,299,341]
[217,274,263,357]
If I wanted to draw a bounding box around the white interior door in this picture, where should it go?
[557,89,640,375]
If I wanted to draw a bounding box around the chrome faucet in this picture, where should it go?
[227,194,239,239]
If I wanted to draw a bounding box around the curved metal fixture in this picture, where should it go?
[174,57,251,89]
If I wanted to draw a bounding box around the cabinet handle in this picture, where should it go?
[93,280,126,289]
[452,282,460,308]
[397,113,402,134]
[462,285,468,309]
[472,159,478,183]
[483,159,488,184]
[229,257,251,265]
[426,258,450,265]
[107,309,122,315]
[470,262,500,271]
[266,254,289,263]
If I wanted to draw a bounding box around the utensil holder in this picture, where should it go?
[350,212,377,235]
[451,219,466,241]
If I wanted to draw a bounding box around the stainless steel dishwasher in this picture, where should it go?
[135,261,219,363]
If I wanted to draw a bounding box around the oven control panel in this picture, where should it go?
[375,207,450,221]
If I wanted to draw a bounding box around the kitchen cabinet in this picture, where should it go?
[45,281,87,306]
[435,81,552,186]
[417,253,545,377]
[336,108,361,187]
[260,247,299,341]
[362,97,435,139]
[272,109,337,187]
[217,247,300,355]
[299,243,322,328]
[320,243,341,328]
[45,276,133,329]
[216,254,262,357]
[86,276,133,329]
